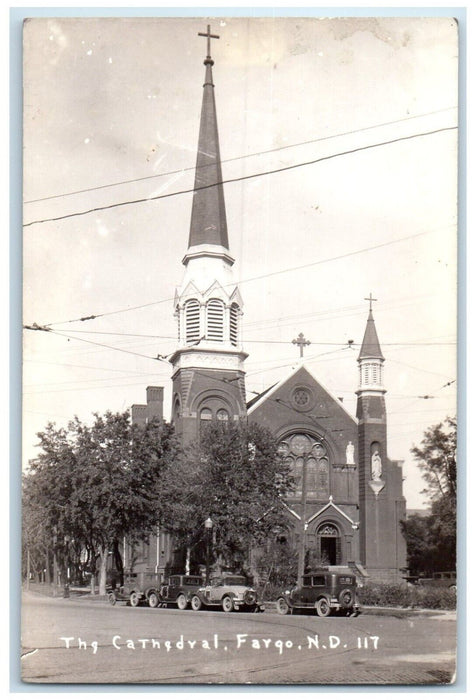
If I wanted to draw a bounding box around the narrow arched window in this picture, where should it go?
[230,303,240,346]
[185,299,200,343]
[217,408,229,422]
[206,299,224,341]
[200,407,212,425]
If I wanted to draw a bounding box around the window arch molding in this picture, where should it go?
[192,390,235,423]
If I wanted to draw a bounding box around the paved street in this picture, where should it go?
[20,591,457,686]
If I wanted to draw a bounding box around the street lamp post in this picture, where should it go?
[204,517,213,584]
[63,535,70,598]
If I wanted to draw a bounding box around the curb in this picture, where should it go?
[23,589,456,618]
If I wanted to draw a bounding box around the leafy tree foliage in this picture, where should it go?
[403,416,457,574]
[23,412,177,594]
[158,420,294,572]
[411,416,456,504]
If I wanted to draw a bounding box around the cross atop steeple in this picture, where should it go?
[364,293,378,312]
[292,332,311,358]
[198,25,220,65]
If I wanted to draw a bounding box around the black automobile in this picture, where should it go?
[154,574,203,609]
[107,571,162,607]
[276,569,360,617]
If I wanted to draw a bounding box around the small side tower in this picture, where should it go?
[356,296,392,578]
[169,26,248,444]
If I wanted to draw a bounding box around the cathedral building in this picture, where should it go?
[131,27,407,583]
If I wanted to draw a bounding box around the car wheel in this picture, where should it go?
[276,597,290,615]
[108,592,116,606]
[222,595,234,613]
[176,593,188,610]
[148,591,159,608]
[130,591,140,607]
[339,588,354,608]
[191,595,202,611]
[316,598,331,617]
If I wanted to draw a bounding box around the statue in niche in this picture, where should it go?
[346,441,355,465]
[371,450,382,481]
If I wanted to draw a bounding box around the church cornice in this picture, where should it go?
[182,243,235,267]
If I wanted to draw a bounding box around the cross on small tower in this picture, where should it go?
[292,332,311,358]
[198,24,220,60]
[365,292,378,311]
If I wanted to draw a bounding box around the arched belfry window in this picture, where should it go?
[217,408,229,422]
[278,433,329,500]
[185,299,200,343]
[230,303,240,346]
[206,299,225,342]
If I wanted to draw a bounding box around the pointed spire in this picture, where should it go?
[358,296,384,361]
[187,26,229,251]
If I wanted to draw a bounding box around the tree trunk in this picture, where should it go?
[45,548,51,585]
[185,546,191,575]
[112,539,124,587]
[98,546,108,595]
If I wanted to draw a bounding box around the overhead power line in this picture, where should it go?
[33,222,455,328]
[42,329,171,364]
[23,125,456,228]
[25,326,456,347]
[24,106,456,204]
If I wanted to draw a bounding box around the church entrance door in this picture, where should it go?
[316,523,342,566]
[320,536,337,565]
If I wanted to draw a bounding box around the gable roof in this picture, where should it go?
[247,362,357,424]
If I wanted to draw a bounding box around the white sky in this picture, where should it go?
[22,15,458,510]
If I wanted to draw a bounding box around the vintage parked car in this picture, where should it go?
[107,571,162,607]
[276,570,360,617]
[153,574,204,609]
[418,571,456,591]
[190,574,264,613]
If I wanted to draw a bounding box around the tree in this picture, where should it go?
[158,420,294,573]
[404,416,457,574]
[23,412,178,594]
[411,416,456,505]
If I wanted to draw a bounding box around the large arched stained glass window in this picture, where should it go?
[278,433,329,499]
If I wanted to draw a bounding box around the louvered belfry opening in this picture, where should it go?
[230,302,239,346]
[185,299,200,343]
[206,298,225,341]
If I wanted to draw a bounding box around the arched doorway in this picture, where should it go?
[316,522,342,565]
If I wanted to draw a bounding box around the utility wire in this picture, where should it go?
[23,125,456,228]
[31,326,456,346]
[24,107,456,205]
[44,329,170,364]
[33,221,455,327]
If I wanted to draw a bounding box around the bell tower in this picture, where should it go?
[356,295,394,577]
[169,26,247,444]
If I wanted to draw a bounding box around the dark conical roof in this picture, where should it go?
[358,309,385,361]
[187,58,229,250]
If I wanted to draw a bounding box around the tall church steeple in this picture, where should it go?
[185,28,230,259]
[169,26,247,444]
